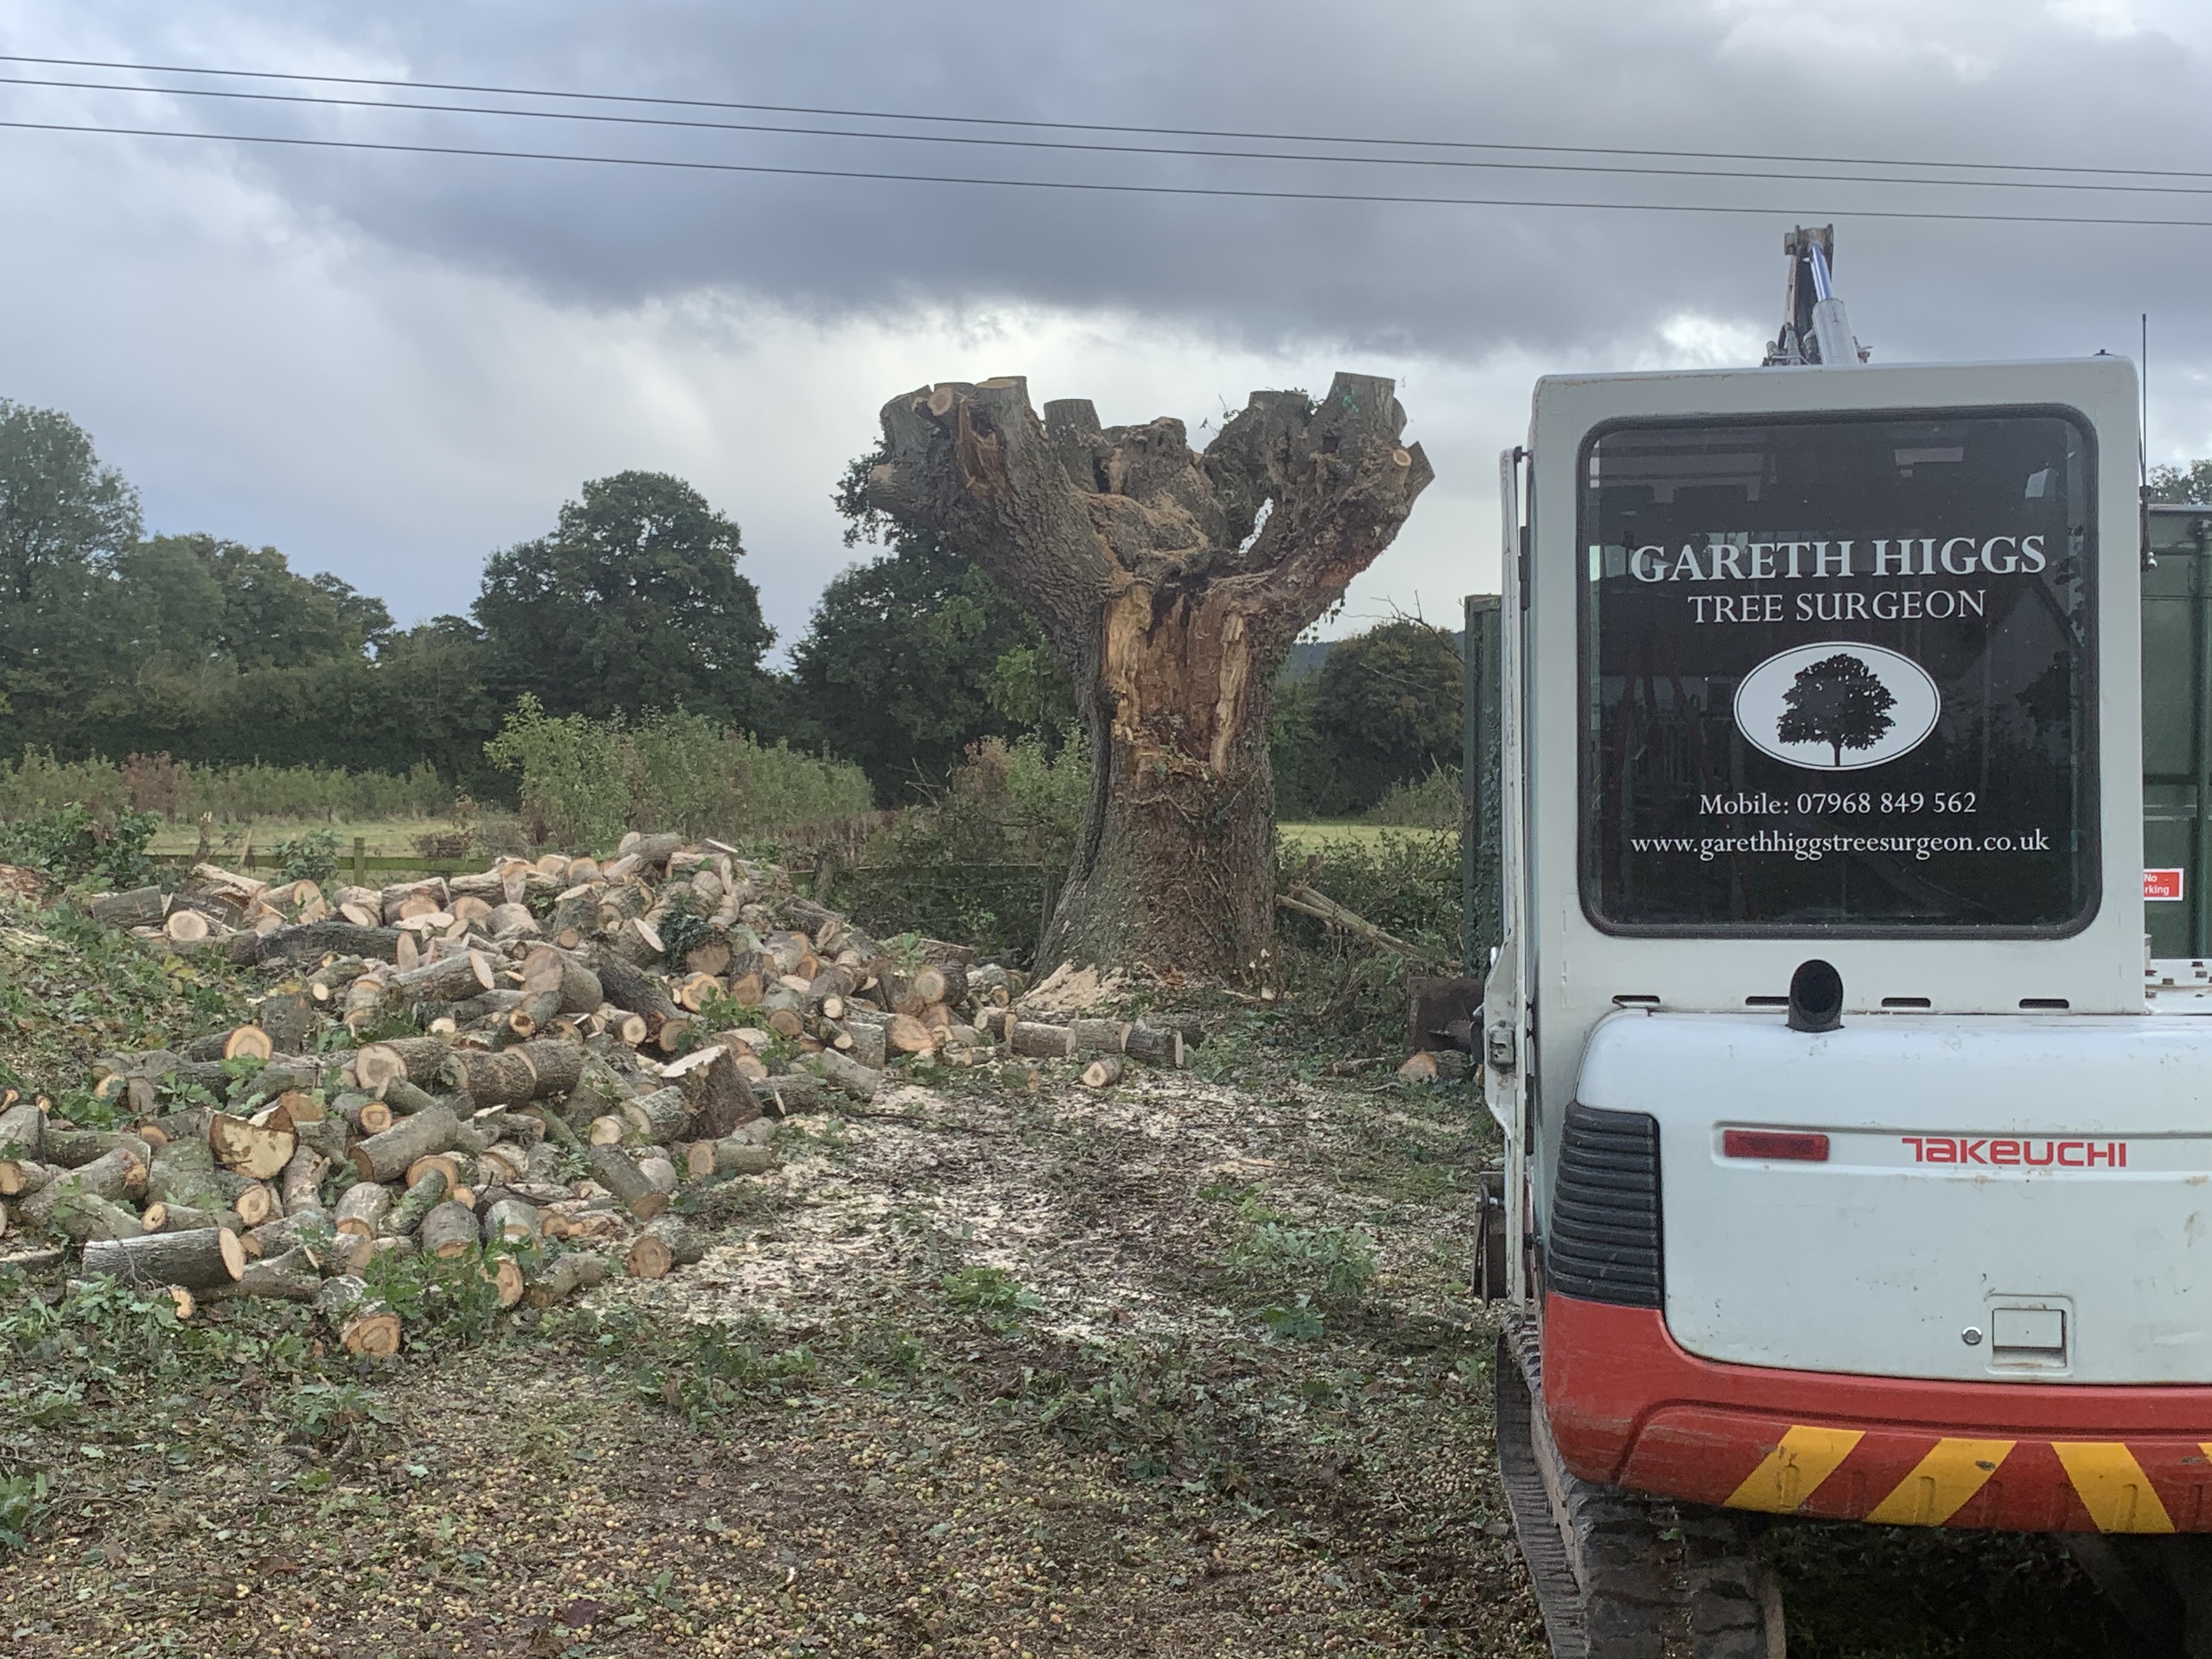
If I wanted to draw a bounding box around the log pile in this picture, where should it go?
[3,830,1198,1348]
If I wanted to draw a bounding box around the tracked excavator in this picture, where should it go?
[1481,227,2212,1655]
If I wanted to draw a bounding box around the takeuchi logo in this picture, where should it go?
[1733,642,1941,771]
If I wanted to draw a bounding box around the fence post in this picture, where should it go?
[353,837,365,887]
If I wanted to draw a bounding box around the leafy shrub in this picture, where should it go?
[0,804,159,886]
[832,733,1086,964]
[0,1469,47,1557]
[1228,1221,1379,1302]
[485,697,872,851]
[274,827,341,885]
[0,748,452,825]
[1365,765,1462,829]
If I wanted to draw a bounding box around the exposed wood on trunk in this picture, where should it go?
[618,1086,691,1144]
[318,1276,402,1356]
[484,1197,541,1242]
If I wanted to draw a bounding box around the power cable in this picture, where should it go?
[9,115,2212,229]
[3,50,2207,187]
[1,71,2208,198]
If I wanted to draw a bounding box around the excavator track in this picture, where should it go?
[1495,1316,1784,1659]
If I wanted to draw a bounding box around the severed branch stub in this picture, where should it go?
[870,373,1432,975]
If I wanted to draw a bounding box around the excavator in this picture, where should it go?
[1479,226,2212,1655]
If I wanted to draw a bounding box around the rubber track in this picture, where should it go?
[1496,1314,1779,1659]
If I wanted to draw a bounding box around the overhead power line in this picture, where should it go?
[1,71,2208,199]
[8,115,2212,230]
[2,51,2207,188]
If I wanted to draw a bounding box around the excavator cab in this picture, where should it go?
[1481,232,2212,1655]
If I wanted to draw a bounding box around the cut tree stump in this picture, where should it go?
[83,1226,245,1290]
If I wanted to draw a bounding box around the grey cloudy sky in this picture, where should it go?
[2,0,2209,656]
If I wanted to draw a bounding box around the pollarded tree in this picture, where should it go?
[869,374,1432,975]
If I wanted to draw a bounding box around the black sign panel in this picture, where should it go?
[1578,410,2096,934]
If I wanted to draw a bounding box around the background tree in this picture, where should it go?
[870,373,1431,975]
[792,452,1065,802]
[0,399,143,741]
[474,470,774,727]
[1307,619,1462,814]
[1778,652,1895,765]
[2151,460,2212,504]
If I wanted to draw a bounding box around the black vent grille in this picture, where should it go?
[1547,1101,1663,1308]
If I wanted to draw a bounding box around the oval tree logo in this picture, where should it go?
[1732,641,1940,771]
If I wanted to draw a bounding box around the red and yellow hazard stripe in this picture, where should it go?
[1620,1414,2212,1532]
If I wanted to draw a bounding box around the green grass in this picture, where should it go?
[1278,821,1454,850]
[145,816,458,859]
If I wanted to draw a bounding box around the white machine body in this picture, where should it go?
[1482,355,2198,1385]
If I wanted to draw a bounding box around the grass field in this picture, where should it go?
[1278,820,1454,849]
[146,816,478,862]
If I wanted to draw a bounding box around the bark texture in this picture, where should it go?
[871,374,1431,974]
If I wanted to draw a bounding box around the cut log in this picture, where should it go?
[487,901,538,936]
[805,1050,882,1101]
[438,1040,584,1107]
[334,1181,394,1238]
[407,1152,465,1192]
[42,1126,144,1170]
[279,1146,328,1215]
[378,1080,446,1119]
[30,1190,143,1243]
[662,1045,759,1139]
[208,1113,296,1182]
[1081,1054,1127,1090]
[318,1276,402,1357]
[351,1104,461,1183]
[0,1097,42,1159]
[637,1154,680,1195]
[140,1200,242,1235]
[754,1073,824,1115]
[204,1245,323,1302]
[229,921,402,968]
[1071,1018,1132,1056]
[624,1217,706,1280]
[91,884,168,930]
[354,1036,453,1096]
[526,1250,608,1307]
[589,947,679,1029]
[83,1224,247,1290]
[483,1197,541,1243]
[163,909,212,944]
[710,1137,774,1177]
[588,1144,668,1221]
[1010,1021,1076,1060]
[387,949,496,1006]
[417,1200,481,1260]
[619,1086,691,1144]
[0,1159,57,1198]
[383,1167,450,1236]
[912,963,969,1009]
[887,1014,938,1056]
[1124,1024,1187,1068]
[618,831,684,869]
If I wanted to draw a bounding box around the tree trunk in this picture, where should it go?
[871,373,1431,975]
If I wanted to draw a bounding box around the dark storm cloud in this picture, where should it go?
[19,0,2212,364]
